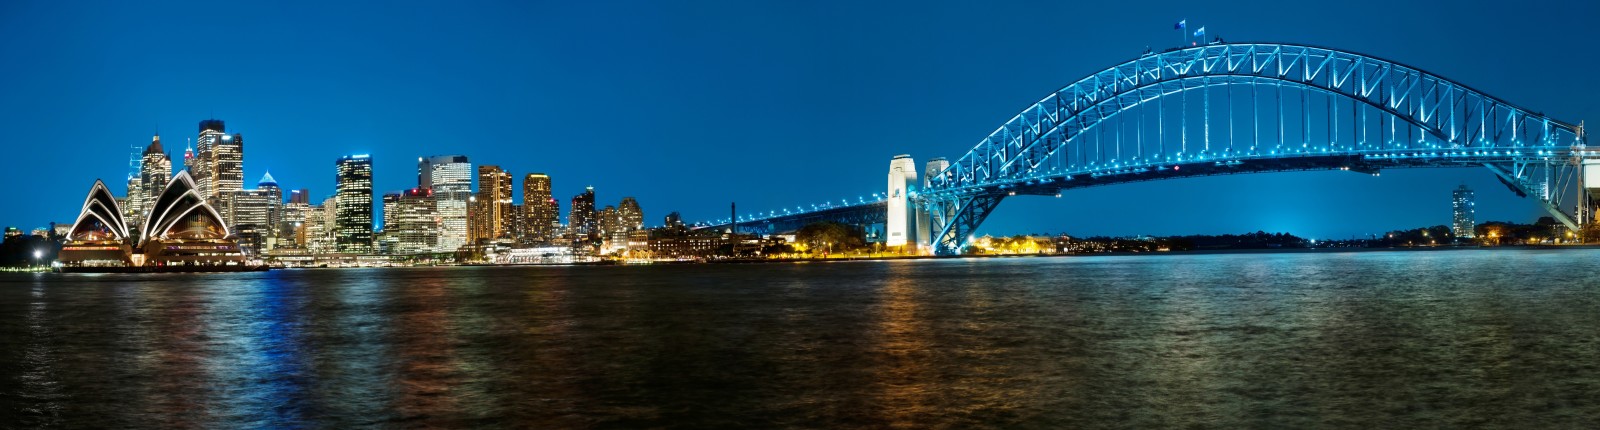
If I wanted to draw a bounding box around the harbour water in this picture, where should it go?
[3,249,1599,428]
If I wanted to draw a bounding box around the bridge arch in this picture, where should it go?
[919,43,1588,255]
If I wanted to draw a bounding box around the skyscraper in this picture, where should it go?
[226,171,284,253]
[191,119,224,198]
[618,197,643,231]
[382,191,402,233]
[213,133,243,198]
[335,155,374,253]
[569,187,596,241]
[598,205,619,247]
[192,119,244,202]
[228,187,275,255]
[1452,185,1476,238]
[126,134,172,242]
[258,172,282,214]
[522,173,557,245]
[392,188,440,254]
[419,155,471,251]
[192,119,245,228]
[615,197,643,245]
[470,165,514,243]
[281,189,309,248]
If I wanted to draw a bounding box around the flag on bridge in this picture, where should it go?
[1174,19,1186,30]
[1193,27,1206,38]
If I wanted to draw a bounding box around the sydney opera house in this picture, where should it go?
[58,171,250,271]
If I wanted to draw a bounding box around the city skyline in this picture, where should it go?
[4,1,1597,239]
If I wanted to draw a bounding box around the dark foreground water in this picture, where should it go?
[3,249,1600,428]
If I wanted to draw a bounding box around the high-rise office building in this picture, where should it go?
[508,203,526,245]
[125,175,141,231]
[281,193,309,248]
[191,120,223,198]
[419,155,471,251]
[214,133,243,198]
[303,197,338,253]
[379,190,399,254]
[223,172,281,256]
[191,119,244,202]
[522,173,557,245]
[569,187,597,241]
[257,172,284,250]
[598,205,620,246]
[618,197,643,231]
[382,191,402,233]
[280,188,309,248]
[131,134,173,240]
[192,119,245,228]
[610,197,643,245]
[470,165,514,243]
[258,172,282,210]
[229,188,275,256]
[335,155,374,253]
[392,188,440,254]
[1452,185,1476,238]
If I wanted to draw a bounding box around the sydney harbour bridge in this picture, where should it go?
[697,43,1591,255]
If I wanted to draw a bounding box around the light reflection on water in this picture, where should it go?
[3,249,1600,428]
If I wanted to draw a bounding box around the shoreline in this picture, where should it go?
[279,244,1600,269]
[29,244,1600,274]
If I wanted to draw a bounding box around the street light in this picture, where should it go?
[33,250,42,268]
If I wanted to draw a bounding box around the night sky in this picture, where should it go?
[2,0,1595,239]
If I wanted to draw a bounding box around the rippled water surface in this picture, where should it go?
[4,249,1600,428]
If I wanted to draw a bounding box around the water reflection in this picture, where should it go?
[872,263,933,428]
[18,280,62,426]
[308,270,394,425]
[5,250,1600,427]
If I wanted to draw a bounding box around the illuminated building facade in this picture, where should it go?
[305,197,337,253]
[419,155,470,251]
[470,164,513,243]
[522,173,557,245]
[1452,185,1476,238]
[218,172,283,256]
[569,186,596,241]
[125,134,173,243]
[619,197,643,231]
[335,155,374,253]
[191,119,244,203]
[280,196,309,248]
[392,188,440,254]
[598,205,619,249]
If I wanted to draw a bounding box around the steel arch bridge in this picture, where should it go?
[705,42,1591,255]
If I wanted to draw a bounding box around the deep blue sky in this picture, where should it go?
[2,0,1595,239]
